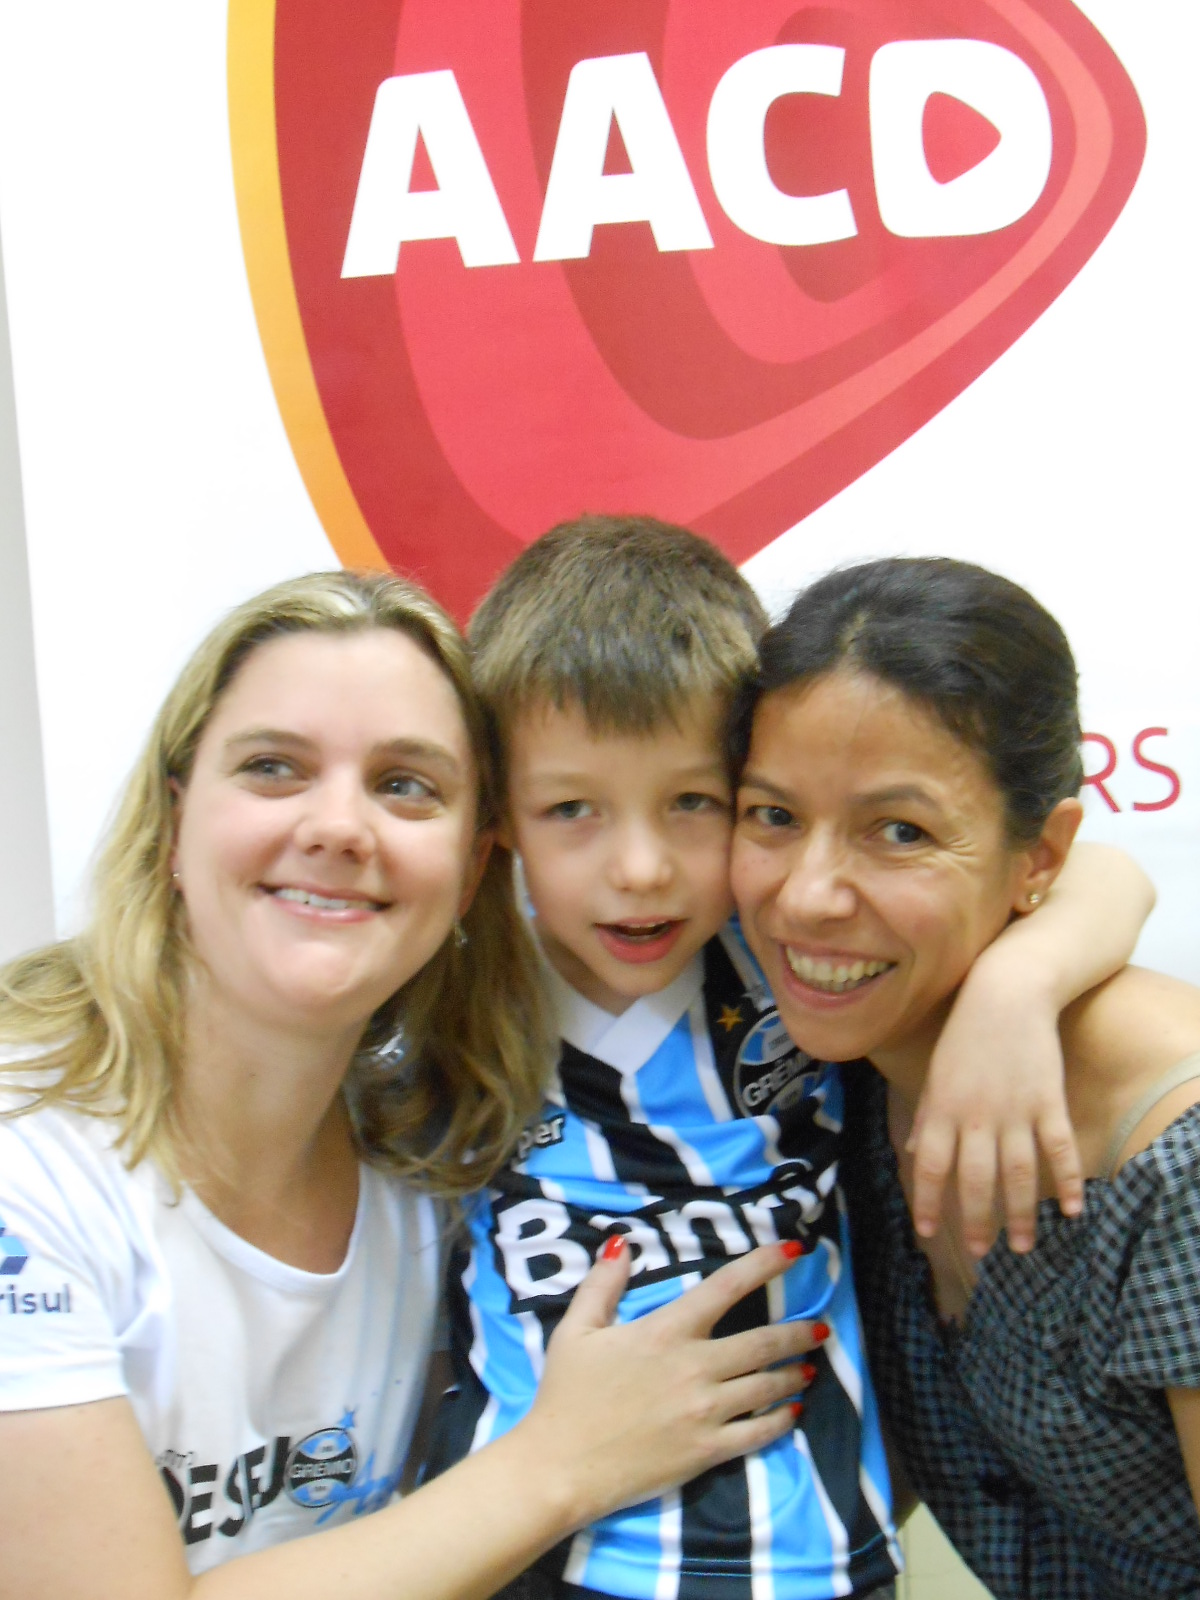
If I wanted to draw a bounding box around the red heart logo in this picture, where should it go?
[230,0,1145,619]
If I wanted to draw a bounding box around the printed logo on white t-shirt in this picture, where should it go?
[159,1409,401,1549]
[286,1421,359,1507]
[0,1208,74,1316]
[0,1211,29,1274]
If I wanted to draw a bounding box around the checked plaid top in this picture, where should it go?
[842,1064,1200,1600]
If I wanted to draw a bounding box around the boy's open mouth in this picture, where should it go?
[595,919,686,964]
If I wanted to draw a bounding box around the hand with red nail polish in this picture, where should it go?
[504,1241,828,1537]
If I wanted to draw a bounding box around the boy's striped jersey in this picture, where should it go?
[429,924,900,1600]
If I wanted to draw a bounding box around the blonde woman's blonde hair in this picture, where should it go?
[0,571,550,1195]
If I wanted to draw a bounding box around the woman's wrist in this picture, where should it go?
[967,923,1070,1017]
[488,1413,596,1542]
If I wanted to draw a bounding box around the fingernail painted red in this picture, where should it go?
[800,1363,818,1383]
[780,1240,804,1260]
[813,1322,831,1343]
[790,1400,805,1419]
[601,1235,627,1261]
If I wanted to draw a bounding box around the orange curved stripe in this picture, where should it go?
[227,0,389,572]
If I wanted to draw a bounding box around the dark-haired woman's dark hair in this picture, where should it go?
[733,557,1083,843]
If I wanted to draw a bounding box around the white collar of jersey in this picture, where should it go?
[543,952,706,1074]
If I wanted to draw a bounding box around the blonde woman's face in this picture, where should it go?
[172,630,486,1042]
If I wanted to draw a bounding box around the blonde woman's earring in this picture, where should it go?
[1026,891,1042,909]
[454,920,468,949]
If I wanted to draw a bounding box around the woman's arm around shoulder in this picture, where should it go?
[0,1241,820,1600]
[911,842,1155,1252]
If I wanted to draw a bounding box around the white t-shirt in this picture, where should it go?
[0,1099,440,1572]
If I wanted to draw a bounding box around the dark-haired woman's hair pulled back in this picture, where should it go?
[735,557,1083,843]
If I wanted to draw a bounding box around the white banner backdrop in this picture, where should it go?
[0,1,1194,977]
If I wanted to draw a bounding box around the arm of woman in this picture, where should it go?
[910,842,1155,1254]
[0,1241,816,1600]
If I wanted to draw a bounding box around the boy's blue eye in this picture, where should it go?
[547,799,591,821]
[380,772,437,802]
[744,804,793,829]
[880,820,926,846]
[675,791,724,814]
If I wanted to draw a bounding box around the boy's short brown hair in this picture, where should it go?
[469,515,768,761]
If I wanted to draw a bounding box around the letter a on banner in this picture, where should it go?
[534,53,714,261]
[342,70,519,274]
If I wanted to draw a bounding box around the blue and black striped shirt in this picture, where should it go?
[429,925,899,1600]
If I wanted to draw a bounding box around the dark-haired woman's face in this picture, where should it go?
[731,670,1034,1072]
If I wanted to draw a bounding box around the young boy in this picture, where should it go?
[425,516,1149,1600]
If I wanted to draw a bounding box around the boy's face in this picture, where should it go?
[504,696,735,1014]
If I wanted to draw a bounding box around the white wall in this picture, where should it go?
[0,224,53,964]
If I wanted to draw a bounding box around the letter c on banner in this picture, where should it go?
[707,45,858,246]
[870,40,1053,237]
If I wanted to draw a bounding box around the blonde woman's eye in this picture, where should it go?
[380,772,437,802]
[241,755,297,781]
[880,820,927,846]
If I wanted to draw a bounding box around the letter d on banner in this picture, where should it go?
[871,40,1053,237]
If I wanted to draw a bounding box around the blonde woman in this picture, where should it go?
[0,571,819,1600]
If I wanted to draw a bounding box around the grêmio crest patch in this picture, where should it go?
[229,0,1145,619]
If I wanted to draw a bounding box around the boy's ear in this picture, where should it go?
[1012,797,1084,914]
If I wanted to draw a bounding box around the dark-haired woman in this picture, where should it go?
[730,557,1200,1600]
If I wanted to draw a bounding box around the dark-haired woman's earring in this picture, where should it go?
[454,920,468,949]
[171,871,181,890]
[1026,891,1042,909]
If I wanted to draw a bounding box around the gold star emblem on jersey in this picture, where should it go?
[718,1004,743,1033]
